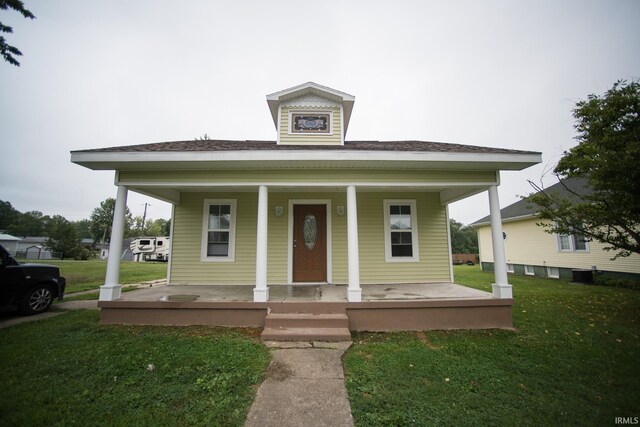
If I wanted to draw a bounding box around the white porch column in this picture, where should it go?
[254,185,269,302]
[100,185,128,301]
[346,185,362,302]
[488,185,512,298]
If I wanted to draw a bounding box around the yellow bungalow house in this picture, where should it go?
[71,82,541,337]
[473,177,640,282]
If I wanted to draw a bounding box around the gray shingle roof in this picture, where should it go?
[471,177,591,226]
[72,139,539,155]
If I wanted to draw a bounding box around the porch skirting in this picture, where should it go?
[97,298,514,331]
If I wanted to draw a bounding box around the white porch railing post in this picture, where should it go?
[488,185,512,298]
[254,185,269,302]
[100,185,128,301]
[346,185,362,302]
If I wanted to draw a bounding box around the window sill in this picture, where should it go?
[385,257,420,263]
[200,257,235,263]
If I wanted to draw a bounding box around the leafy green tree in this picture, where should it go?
[128,217,169,237]
[72,219,93,239]
[45,215,80,259]
[0,0,35,66]
[145,218,170,237]
[527,80,640,258]
[0,200,20,231]
[450,219,478,254]
[6,210,50,236]
[90,198,132,243]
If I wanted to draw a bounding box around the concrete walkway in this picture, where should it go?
[245,342,354,427]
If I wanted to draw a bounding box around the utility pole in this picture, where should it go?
[141,203,150,235]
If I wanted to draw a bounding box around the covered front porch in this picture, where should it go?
[98,180,514,303]
[98,282,513,332]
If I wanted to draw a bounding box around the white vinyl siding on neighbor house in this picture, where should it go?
[477,217,640,275]
[201,199,237,262]
[383,200,419,262]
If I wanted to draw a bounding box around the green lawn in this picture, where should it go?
[0,310,270,427]
[26,260,167,294]
[3,265,638,426]
[344,265,640,426]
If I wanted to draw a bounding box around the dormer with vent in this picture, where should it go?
[266,82,355,145]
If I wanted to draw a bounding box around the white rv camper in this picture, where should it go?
[130,237,170,262]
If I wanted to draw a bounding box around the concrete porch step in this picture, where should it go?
[264,313,349,329]
[267,302,347,314]
[261,326,352,342]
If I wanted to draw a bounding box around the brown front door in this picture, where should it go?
[293,204,327,282]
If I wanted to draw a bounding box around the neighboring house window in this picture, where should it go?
[507,264,515,273]
[383,200,419,262]
[524,265,535,276]
[547,267,560,279]
[557,232,589,252]
[201,199,237,262]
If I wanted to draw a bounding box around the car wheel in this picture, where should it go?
[21,285,54,315]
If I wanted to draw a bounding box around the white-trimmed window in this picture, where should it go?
[524,265,535,276]
[547,266,560,279]
[201,199,237,262]
[383,200,419,262]
[557,232,589,253]
[507,264,515,273]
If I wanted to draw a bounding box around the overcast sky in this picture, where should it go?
[1,0,639,227]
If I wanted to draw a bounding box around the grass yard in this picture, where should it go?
[344,265,640,426]
[26,260,167,294]
[0,310,270,427]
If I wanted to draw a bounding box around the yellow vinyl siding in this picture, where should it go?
[119,169,497,185]
[357,192,451,284]
[170,192,257,285]
[279,106,342,145]
[477,217,640,274]
[266,192,348,284]
[170,191,452,286]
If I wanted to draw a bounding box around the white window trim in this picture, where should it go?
[556,233,590,253]
[524,265,535,276]
[547,266,560,279]
[287,110,334,136]
[383,199,419,263]
[200,199,237,262]
[507,263,515,273]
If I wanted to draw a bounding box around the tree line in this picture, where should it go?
[0,198,170,259]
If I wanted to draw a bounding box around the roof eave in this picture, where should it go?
[472,212,539,227]
[70,150,542,172]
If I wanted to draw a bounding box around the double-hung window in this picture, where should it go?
[201,199,237,262]
[557,231,589,253]
[383,200,419,262]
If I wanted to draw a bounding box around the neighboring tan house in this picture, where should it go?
[70,82,541,332]
[472,177,640,281]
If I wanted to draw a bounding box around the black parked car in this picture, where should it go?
[0,244,66,315]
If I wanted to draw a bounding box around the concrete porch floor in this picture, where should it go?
[117,282,493,303]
